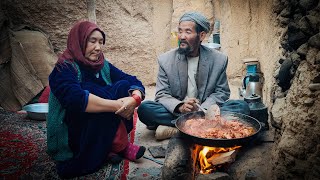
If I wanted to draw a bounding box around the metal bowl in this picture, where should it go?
[22,103,48,120]
[202,43,221,50]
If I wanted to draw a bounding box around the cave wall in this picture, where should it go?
[1,0,88,53]
[1,0,173,85]
[1,1,319,178]
[171,0,214,34]
[270,0,320,179]
[212,0,282,103]
[95,0,173,85]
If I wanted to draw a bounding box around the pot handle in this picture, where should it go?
[243,75,250,89]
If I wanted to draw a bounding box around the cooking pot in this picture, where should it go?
[174,111,261,147]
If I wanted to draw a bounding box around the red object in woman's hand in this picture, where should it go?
[131,94,142,106]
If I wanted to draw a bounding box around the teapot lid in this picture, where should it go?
[244,94,261,102]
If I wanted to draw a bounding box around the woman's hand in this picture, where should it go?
[115,97,136,120]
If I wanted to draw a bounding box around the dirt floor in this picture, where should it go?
[127,86,168,179]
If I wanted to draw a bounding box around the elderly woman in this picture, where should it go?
[47,21,145,178]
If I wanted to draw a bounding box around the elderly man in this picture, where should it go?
[138,12,249,139]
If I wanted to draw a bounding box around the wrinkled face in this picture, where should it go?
[178,21,200,56]
[85,30,104,61]
[178,21,205,57]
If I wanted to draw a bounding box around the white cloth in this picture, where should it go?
[186,56,199,98]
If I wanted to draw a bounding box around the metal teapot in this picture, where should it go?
[244,94,268,130]
[244,75,263,98]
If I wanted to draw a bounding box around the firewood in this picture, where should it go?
[207,150,237,165]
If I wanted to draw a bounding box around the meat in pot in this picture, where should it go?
[181,117,255,139]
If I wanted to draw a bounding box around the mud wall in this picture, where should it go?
[1,1,319,178]
[270,0,320,179]
[213,1,320,178]
[1,0,173,85]
[212,0,282,103]
[96,0,172,85]
[171,0,214,34]
[0,0,293,100]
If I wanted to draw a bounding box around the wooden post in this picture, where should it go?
[86,0,96,23]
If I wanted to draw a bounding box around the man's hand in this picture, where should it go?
[178,97,199,113]
[115,97,136,120]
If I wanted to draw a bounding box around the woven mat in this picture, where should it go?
[0,108,136,179]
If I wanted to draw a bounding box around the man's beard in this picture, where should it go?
[178,44,192,55]
[178,35,199,55]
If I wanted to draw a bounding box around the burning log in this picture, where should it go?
[207,150,237,165]
[199,146,240,174]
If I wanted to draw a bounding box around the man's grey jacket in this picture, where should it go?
[155,45,230,114]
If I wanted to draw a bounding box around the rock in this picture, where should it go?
[277,59,293,91]
[196,172,231,180]
[316,51,320,64]
[148,145,167,158]
[308,33,320,48]
[288,30,308,50]
[299,0,319,11]
[245,169,258,180]
[273,0,285,14]
[162,135,195,180]
[312,75,320,83]
[270,97,286,128]
[297,43,308,58]
[290,51,301,66]
[303,97,315,106]
[278,16,290,27]
[279,7,291,17]
[306,15,320,33]
[272,86,286,100]
[298,16,314,36]
[308,83,320,91]
[306,47,319,65]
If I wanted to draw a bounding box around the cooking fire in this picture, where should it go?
[198,145,241,174]
[162,105,262,179]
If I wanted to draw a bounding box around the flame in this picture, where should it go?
[199,146,241,174]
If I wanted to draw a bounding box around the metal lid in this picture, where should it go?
[244,94,262,102]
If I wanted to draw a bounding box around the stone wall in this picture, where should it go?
[270,0,320,179]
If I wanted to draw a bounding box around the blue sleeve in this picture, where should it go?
[109,62,145,97]
[49,63,89,112]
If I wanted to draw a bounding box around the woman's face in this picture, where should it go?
[85,30,104,62]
